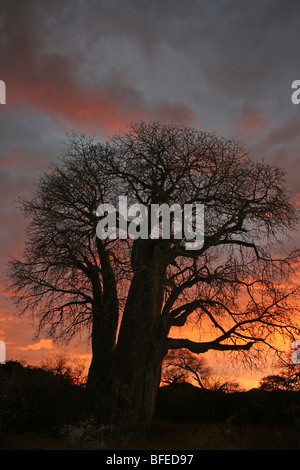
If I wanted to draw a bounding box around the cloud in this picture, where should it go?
[0,2,137,133]
[154,101,201,126]
[20,339,53,351]
[258,112,300,149]
[0,1,200,136]
[234,105,268,140]
[203,1,300,101]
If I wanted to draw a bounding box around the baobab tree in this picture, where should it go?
[8,121,300,432]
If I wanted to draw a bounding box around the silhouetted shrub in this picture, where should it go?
[0,360,88,437]
[2,362,300,441]
[155,383,300,427]
[156,384,221,423]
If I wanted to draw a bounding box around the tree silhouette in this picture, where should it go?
[259,374,292,391]
[259,352,300,391]
[161,349,211,388]
[8,121,300,432]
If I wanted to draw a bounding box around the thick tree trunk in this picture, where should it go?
[87,303,116,393]
[109,239,168,433]
[86,240,119,398]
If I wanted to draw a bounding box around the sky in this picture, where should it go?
[1,0,300,388]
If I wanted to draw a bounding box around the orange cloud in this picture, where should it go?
[19,339,53,351]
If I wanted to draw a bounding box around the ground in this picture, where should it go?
[1,420,300,450]
[2,363,300,450]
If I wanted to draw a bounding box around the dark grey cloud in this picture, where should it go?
[2,0,299,134]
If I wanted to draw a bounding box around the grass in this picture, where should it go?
[1,420,300,450]
[114,419,300,450]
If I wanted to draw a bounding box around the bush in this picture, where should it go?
[58,417,110,449]
[155,383,300,426]
[0,360,88,438]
